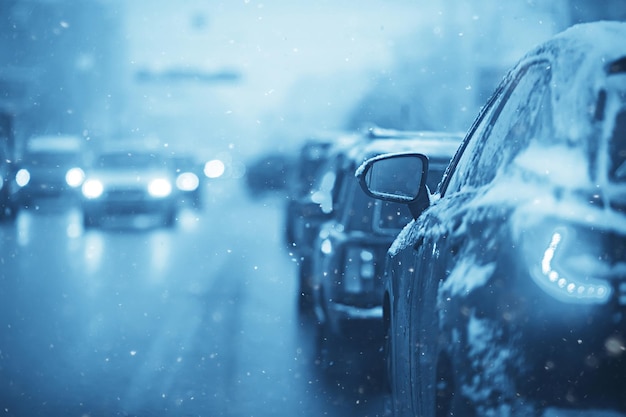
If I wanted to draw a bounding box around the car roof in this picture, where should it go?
[26,134,83,153]
[506,21,626,144]
[350,130,463,165]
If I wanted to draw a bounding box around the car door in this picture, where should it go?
[407,60,553,416]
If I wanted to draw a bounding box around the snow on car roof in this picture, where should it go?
[513,20,626,143]
[355,131,463,162]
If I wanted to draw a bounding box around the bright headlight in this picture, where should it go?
[82,179,104,199]
[204,159,225,179]
[148,178,172,197]
[15,168,30,187]
[66,167,85,188]
[176,172,199,192]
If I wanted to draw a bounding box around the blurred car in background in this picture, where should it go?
[357,21,626,417]
[284,137,333,249]
[287,132,361,312]
[81,150,178,228]
[310,128,462,372]
[0,111,17,221]
[12,134,86,208]
[244,152,293,198]
[167,154,204,209]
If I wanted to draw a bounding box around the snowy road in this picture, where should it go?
[0,179,387,417]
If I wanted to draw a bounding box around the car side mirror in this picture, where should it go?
[356,152,431,219]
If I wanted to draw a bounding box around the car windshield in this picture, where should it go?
[1,3,622,417]
[96,153,163,169]
[23,152,81,167]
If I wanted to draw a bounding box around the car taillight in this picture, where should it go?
[524,224,619,304]
[343,248,375,293]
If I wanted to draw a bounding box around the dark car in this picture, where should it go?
[310,129,462,371]
[284,132,362,310]
[356,21,626,416]
[81,150,178,228]
[12,134,86,207]
[244,152,293,198]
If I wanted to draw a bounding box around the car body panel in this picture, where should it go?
[360,21,626,417]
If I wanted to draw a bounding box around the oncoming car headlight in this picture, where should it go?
[176,172,199,192]
[65,167,85,188]
[148,178,172,198]
[82,179,104,199]
[15,168,30,187]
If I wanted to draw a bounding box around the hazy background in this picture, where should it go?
[1,0,624,165]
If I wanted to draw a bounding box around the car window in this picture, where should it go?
[24,152,82,166]
[344,181,375,231]
[343,178,411,233]
[97,153,163,169]
[609,109,626,181]
[446,61,552,192]
[426,160,450,194]
[375,200,413,232]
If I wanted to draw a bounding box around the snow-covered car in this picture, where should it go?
[357,21,626,416]
[81,151,178,228]
[311,129,462,371]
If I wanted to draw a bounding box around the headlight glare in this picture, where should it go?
[82,179,104,199]
[15,168,30,187]
[176,172,199,191]
[66,167,85,187]
[148,178,172,197]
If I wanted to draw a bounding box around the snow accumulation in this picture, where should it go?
[439,257,496,297]
[527,21,626,144]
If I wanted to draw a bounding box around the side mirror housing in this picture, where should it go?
[356,152,431,219]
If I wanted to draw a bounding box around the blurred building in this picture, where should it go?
[1,0,624,157]
[0,0,125,153]
[347,0,626,132]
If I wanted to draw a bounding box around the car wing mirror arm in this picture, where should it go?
[407,184,431,220]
